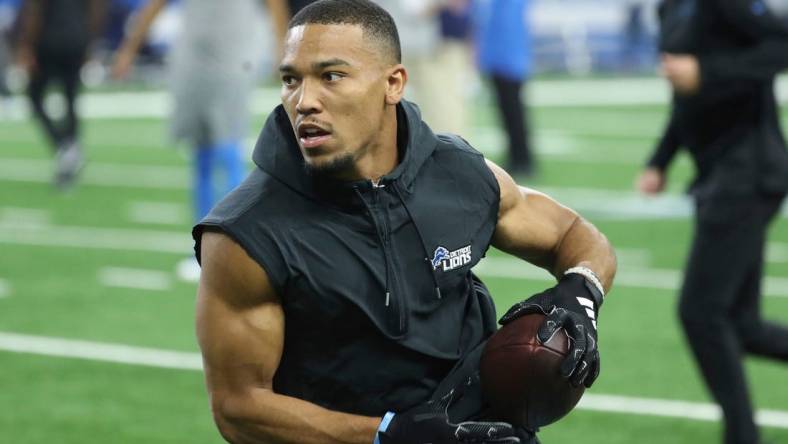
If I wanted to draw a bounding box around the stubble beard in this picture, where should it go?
[303,152,357,180]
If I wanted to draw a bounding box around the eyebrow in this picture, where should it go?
[279,58,352,73]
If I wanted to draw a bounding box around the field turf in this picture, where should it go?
[1,79,786,443]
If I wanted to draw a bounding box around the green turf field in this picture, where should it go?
[1,78,787,443]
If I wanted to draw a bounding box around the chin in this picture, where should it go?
[303,152,356,178]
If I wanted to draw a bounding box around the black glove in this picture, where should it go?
[514,427,541,444]
[377,388,521,444]
[499,273,602,388]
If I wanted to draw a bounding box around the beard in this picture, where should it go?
[303,151,357,180]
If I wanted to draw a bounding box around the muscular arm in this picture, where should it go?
[487,160,616,291]
[196,231,380,444]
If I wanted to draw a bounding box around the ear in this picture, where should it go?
[384,64,407,105]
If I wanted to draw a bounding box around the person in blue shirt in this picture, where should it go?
[472,0,534,177]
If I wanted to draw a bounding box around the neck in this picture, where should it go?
[350,106,400,182]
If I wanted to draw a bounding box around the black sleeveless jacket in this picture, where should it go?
[194,101,500,415]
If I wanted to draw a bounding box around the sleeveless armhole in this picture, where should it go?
[194,220,289,298]
[192,171,291,298]
[440,133,502,230]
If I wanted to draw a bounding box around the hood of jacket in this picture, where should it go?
[251,100,437,205]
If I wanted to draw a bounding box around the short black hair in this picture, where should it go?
[289,0,402,64]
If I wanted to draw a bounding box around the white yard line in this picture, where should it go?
[0,162,735,220]
[0,332,201,370]
[0,158,190,190]
[578,394,788,429]
[98,267,172,291]
[0,207,51,226]
[0,331,786,428]
[474,257,788,298]
[0,220,191,254]
[1,77,785,121]
[127,201,187,226]
[1,219,787,296]
[610,248,652,268]
[767,242,788,264]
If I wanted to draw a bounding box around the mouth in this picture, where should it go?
[297,123,332,149]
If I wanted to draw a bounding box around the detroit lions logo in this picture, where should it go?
[431,247,450,270]
[431,245,472,272]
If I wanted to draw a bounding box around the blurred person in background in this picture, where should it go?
[636,1,788,442]
[379,0,473,135]
[16,0,105,189]
[112,0,289,280]
[472,0,534,178]
[427,0,473,135]
[621,0,652,72]
[0,0,18,106]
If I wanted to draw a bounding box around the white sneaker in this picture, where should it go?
[54,141,85,190]
[176,257,201,283]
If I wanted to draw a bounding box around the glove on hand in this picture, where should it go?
[378,388,520,444]
[499,273,602,388]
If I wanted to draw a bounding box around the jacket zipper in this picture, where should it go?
[371,181,407,335]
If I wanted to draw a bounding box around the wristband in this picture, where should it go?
[373,411,396,444]
[564,266,605,309]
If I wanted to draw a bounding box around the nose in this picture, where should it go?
[295,79,322,115]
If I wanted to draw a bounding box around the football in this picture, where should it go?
[480,313,585,429]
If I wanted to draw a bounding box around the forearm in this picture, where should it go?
[647,107,681,170]
[116,0,166,58]
[212,387,380,444]
[552,215,616,293]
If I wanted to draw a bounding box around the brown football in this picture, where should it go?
[480,313,585,429]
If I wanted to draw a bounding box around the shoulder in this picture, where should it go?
[198,229,279,306]
[434,133,485,157]
[433,133,498,187]
[432,133,492,178]
[193,169,296,294]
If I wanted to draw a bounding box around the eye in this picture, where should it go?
[323,72,344,82]
[281,75,297,86]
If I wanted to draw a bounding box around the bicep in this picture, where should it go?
[487,160,578,267]
[196,231,284,398]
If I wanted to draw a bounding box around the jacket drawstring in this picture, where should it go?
[392,182,443,300]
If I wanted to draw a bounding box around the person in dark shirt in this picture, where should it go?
[16,0,104,189]
[637,1,788,443]
[194,1,616,443]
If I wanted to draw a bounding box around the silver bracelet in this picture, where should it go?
[564,266,605,300]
